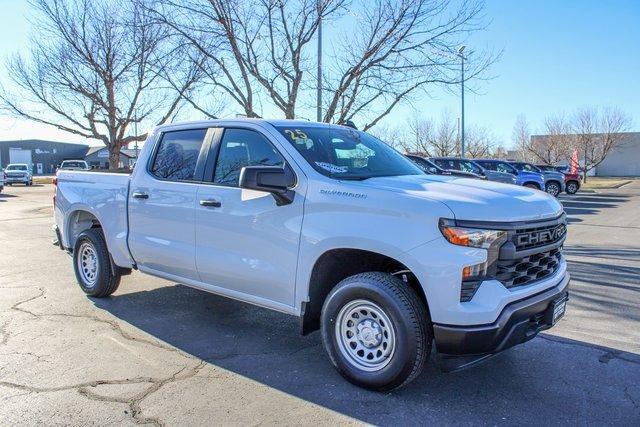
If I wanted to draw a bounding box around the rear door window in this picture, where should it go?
[150,129,207,181]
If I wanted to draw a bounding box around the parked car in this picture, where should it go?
[54,119,569,391]
[430,157,516,185]
[509,162,565,197]
[5,164,33,186]
[59,159,90,171]
[405,154,483,179]
[475,159,545,190]
[536,164,581,194]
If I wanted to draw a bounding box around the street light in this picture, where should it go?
[457,45,466,157]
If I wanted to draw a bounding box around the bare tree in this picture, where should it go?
[323,0,496,130]
[405,114,435,155]
[511,114,531,161]
[1,0,200,168]
[572,107,631,182]
[368,123,407,151]
[149,0,346,119]
[526,113,573,165]
[464,125,496,158]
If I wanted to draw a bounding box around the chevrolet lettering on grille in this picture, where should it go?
[515,224,566,247]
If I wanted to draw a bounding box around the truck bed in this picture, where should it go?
[54,170,133,267]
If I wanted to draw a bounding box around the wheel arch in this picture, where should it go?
[300,248,430,335]
[66,209,103,251]
[523,181,541,189]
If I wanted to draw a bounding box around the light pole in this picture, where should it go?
[316,1,322,122]
[457,45,466,157]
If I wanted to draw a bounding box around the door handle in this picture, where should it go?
[132,192,149,199]
[200,199,221,208]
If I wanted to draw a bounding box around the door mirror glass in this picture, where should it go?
[239,165,296,206]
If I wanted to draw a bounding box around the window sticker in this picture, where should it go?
[315,162,348,174]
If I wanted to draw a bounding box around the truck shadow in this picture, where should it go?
[91,283,640,424]
[561,193,630,218]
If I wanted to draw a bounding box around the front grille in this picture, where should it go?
[513,223,566,251]
[496,248,563,289]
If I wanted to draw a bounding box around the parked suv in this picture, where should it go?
[475,159,545,190]
[53,119,569,390]
[537,165,581,194]
[509,162,565,197]
[406,154,483,179]
[431,157,516,185]
[5,164,33,186]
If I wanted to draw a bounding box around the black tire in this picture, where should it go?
[566,181,579,194]
[320,272,431,391]
[73,228,121,297]
[545,181,561,197]
[524,183,539,190]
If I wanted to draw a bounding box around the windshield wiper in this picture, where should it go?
[332,175,371,181]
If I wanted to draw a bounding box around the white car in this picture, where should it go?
[5,164,33,186]
[53,119,569,390]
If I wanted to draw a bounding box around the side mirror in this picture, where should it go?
[239,165,296,206]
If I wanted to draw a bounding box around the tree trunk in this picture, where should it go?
[109,145,121,170]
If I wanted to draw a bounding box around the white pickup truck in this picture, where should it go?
[54,119,569,390]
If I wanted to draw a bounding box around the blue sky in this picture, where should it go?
[0,0,638,147]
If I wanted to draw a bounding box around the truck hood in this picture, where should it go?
[353,174,563,222]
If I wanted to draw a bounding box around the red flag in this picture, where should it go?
[570,150,579,174]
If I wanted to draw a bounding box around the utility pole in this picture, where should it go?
[134,110,139,160]
[458,45,466,157]
[316,0,322,122]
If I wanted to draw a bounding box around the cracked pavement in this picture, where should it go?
[1,183,639,425]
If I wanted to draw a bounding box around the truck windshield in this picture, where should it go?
[61,161,85,168]
[7,165,27,171]
[274,126,422,180]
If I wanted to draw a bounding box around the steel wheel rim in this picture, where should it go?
[77,242,99,287]
[568,183,577,193]
[335,299,396,372]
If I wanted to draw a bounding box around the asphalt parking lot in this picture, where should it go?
[1,182,639,425]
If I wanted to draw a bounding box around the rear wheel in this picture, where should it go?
[321,272,431,391]
[566,181,579,194]
[546,181,561,197]
[524,183,539,190]
[73,228,121,297]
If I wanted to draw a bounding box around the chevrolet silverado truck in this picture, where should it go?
[5,164,33,186]
[53,119,569,390]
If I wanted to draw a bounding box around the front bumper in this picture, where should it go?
[433,273,569,356]
[6,176,30,183]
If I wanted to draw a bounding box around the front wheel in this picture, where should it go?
[321,272,431,391]
[73,228,121,297]
[545,182,561,197]
[566,181,579,194]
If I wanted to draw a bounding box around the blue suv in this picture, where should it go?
[474,159,545,191]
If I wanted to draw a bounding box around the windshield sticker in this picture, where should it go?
[315,162,348,174]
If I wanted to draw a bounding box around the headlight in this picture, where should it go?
[439,223,506,249]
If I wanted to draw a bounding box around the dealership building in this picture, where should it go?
[510,132,640,177]
[0,139,90,175]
